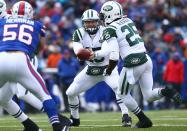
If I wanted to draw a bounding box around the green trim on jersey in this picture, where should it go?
[72,29,83,42]
[72,30,80,42]
[102,27,117,41]
[109,25,117,29]
[77,29,83,39]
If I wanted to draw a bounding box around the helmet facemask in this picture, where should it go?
[82,9,100,35]
[83,20,99,35]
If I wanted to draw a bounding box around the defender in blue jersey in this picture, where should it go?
[0,18,45,57]
[0,1,70,131]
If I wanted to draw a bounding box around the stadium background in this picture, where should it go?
[1,0,187,115]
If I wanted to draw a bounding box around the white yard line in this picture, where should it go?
[1,124,187,128]
[1,118,187,123]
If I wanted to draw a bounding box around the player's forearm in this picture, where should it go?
[94,49,109,58]
[95,38,119,58]
[73,42,83,55]
[105,60,118,75]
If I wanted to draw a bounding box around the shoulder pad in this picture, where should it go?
[72,28,85,42]
[102,26,117,41]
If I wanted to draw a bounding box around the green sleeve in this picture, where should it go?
[102,27,117,41]
[72,29,83,42]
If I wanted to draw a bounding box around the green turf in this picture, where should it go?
[0,110,187,131]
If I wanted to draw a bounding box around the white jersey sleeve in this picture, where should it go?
[95,38,119,61]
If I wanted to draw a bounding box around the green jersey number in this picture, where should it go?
[121,22,143,46]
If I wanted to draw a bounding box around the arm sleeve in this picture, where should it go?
[36,21,46,37]
[95,37,119,60]
[73,42,83,55]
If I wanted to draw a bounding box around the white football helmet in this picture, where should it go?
[100,1,123,25]
[12,1,33,19]
[82,9,100,34]
[0,0,7,18]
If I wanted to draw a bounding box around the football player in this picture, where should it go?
[91,1,182,128]
[66,9,131,127]
[0,1,44,130]
[0,0,44,111]
[0,1,70,131]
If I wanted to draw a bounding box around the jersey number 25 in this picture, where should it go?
[3,24,33,45]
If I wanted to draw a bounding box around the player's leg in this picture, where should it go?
[16,83,44,112]
[105,68,131,127]
[66,67,101,126]
[17,55,70,131]
[0,82,41,131]
[139,56,162,102]
[3,100,41,131]
[140,55,181,103]
[118,66,152,128]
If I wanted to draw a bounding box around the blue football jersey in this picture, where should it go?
[0,18,45,56]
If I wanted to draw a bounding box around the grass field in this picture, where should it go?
[0,110,187,131]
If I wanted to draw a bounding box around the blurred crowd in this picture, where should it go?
[2,0,187,113]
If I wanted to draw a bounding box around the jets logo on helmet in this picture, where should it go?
[100,1,123,25]
[12,1,33,19]
[82,9,100,35]
[0,0,7,18]
[103,5,113,11]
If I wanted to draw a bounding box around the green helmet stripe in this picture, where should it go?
[114,1,122,15]
[87,10,89,18]
[91,10,93,17]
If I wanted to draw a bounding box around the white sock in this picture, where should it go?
[68,96,79,119]
[4,100,28,122]
[19,92,43,111]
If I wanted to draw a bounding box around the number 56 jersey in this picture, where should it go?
[0,18,45,57]
[102,17,146,60]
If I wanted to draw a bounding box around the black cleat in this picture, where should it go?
[52,114,71,131]
[70,115,80,126]
[23,118,42,131]
[161,88,182,104]
[58,114,72,126]
[134,116,152,128]
[53,123,70,131]
[122,114,132,127]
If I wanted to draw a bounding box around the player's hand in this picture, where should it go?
[103,68,112,76]
[88,50,95,60]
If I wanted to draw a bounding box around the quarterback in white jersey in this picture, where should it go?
[92,1,182,128]
[66,9,131,127]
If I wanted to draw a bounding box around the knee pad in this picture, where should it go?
[66,84,77,96]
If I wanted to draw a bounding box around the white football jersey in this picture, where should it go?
[72,26,110,66]
[102,17,146,59]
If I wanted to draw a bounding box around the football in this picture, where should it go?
[77,49,92,60]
